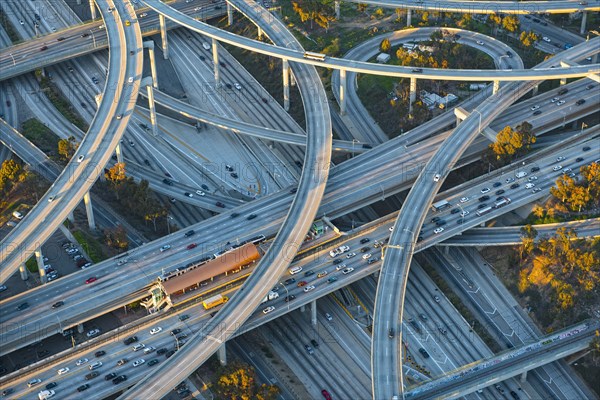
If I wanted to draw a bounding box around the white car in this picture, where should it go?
[556,100,565,106]
[77,155,85,163]
[434,227,444,234]
[476,40,484,45]
[556,156,565,162]
[553,165,563,171]
[362,253,372,260]
[528,176,538,181]
[340,245,350,252]
[433,174,441,182]
[389,226,394,232]
[76,358,88,366]
[160,245,171,252]
[133,359,145,367]
[335,263,347,271]
[117,259,128,266]
[138,12,148,18]
[342,267,354,275]
[525,183,535,189]
[132,343,145,351]
[459,197,470,203]
[542,36,551,42]
[143,346,156,354]
[324,312,333,321]
[551,97,560,103]
[48,196,55,202]
[303,285,316,293]
[345,252,356,259]
[530,105,540,111]
[480,187,490,194]
[234,82,242,90]
[460,210,470,217]
[86,328,100,337]
[149,327,162,335]
[19,20,24,25]
[195,190,205,196]
[263,306,275,314]
[57,367,70,375]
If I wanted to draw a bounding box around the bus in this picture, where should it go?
[431,200,451,212]
[303,51,326,61]
[203,294,228,310]
[493,196,511,209]
[476,206,493,217]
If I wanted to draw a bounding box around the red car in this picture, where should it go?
[85,277,97,284]
[297,281,308,287]
[187,243,197,250]
[321,390,332,400]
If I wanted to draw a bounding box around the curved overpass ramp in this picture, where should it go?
[371,38,600,399]
[0,0,143,282]
[122,0,332,397]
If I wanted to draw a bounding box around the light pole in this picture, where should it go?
[9,53,15,66]
[90,30,96,48]
[174,336,180,351]
[279,282,289,310]
[352,139,359,157]
[166,215,173,234]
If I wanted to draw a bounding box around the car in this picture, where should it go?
[412,68,423,73]
[81,33,89,38]
[433,174,441,182]
[418,347,430,358]
[77,155,85,163]
[304,270,315,277]
[77,384,90,392]
[531,166,540,172]
[342,267,354,275]
[324,313,333,321]
[317,271,328,278]
[335,263,346,271]
[147,359,159,366]
[556,100,565,106]
[215,201,226,208]
[85,371,98,380]
[143,346,156,354]
[160,245,171,252]
[459,197,469,203]
[525,183,535,189]
[284,295,296,302]
[530,105,540,111]
[57,367,70,375]
[170,329,182,336]
[438,326,448,335]
[532,187,542,193]
[586,84,595,90]
[477,203,488,209]
[51,301,64,309]
[179,314,189,322]
[297,280,308,287]
[85,277,97,284]
[495,189,506,195]
[368,258,378,264]
[436,220,446,226]
[234,82,242,90]
[116,114,123,120]
[138,12,148,17]
[125,20,131,26]
[123,336,138,345]
[431,216,441,223]
[132,343,145,351]
[165,350,176,358]
[263,306,275,314]
[247,214,257,220]
[433,295,440,302]
[505,177,515,183]
[116,358,128,366]
[133,359,145,367]
[303,285,316,293]
[576,157,584,162]
[195,190,205,196]
[476,40,484,45]
[360,238,370,244]
[362,253,372,260]
[450,208,460,214]
[321,389,333,400]
[86,328,100,337]
[460,210,469,217]
[76,358,89,366]
[479,195,489,202]
[542,36,551,42]
[533,110,542,115]
[310,339,319,348]
[184,192,193,198]
[582,146,591,152]
[104,372,118,381]
[304,345,314,355]
[575,99,586,106]
[510,390,521,399]
[528,176,538,182]
[510,182,520,189]
[327,276,338,284]
[284,278,296,285]
[434,227,444,234]
[45,382,57,390]
[94,350,106,357]
[492,182,502,188]
[150,327,162,335]
[332,258,343,265]
[553,165,563,171]
[505,51,513,58]
[345,252,356,259]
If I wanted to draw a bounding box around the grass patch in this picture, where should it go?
[72,229,105,263]
[25,257,38,273]
[21,119,60,157]
[39,77,89,132]
[417,254,502,353]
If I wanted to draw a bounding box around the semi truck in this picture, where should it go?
[431,200,451,212]
[38,390,55,400]
[202,294,228,310]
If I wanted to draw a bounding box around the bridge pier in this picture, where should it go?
[300,304,306,312]
[84,192,96,230]
[339,69,347,115]
[283,59,290,111]
[77,323,84,334]
[335,1,341,19]
[408,77,417,116]
[227,2,234,26]
[560,77,567,85]
[89,0,96,20]
[218,343,227,366]
[145,80,159,137]
[67,210,75,223]
[580,11,587,35]
[520,370,527,382]
[212,38,220,85]
[406,9,412,26]
[532,85,539,96]
[311,300,317,326]
[35,248,46,284]
[144,41,159,89]
[115,143,124,164]
[19,263,28,280]
[159,15,169,60]
[257,26,264,40]
[492,80,500,95]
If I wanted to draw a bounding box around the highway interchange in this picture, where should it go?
[0,0,599,398]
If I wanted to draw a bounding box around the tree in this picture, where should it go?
[105,162,127,199]
[291,0,334,30]
[501,15,520,32]
[215,362,279,400]
[380,38,391,53]
[394,7,406,21]
[0,159,24,194]
[520,30,539,47]
[357,3,368,13]
[103,225,129,251]
[488,13,502,35]
[57,136,78,161]
[489,122,536,162]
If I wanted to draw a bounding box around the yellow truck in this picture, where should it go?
[202,294,228,310]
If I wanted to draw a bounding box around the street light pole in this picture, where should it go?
[9,53,15,66]
[279,282,289,311]
[90,30,96,48]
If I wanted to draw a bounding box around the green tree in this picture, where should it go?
[57,136,78,161]
[380,38,391,53]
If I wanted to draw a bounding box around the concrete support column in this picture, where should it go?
[492,80,500,95]
[227,2,234,26]
[580,11,587,35]
[144,41,159,89]
[532,85,539,96]
[146,83,159,137]
[218,343,227,366]
[35,248,46,283]
[406,9,412,27]
[339,69,347,115]
[408,77,417,116]
[520,371,527,382]
[67,210,75,223]
[257,26,263,40]
[592,53,598,64]
[83,191,95,230]
[77,323,84,334]
[282,59,290,111]
[560,77,567,85]
[335,0,341,19]
[443,246,450,255]
[89,0,96,20]
[311,300,317,326]
[20,263,28,280]
[159,15,169,60]
[300,304,306,312]
[115,143,124,164]
[212,38,220,85]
